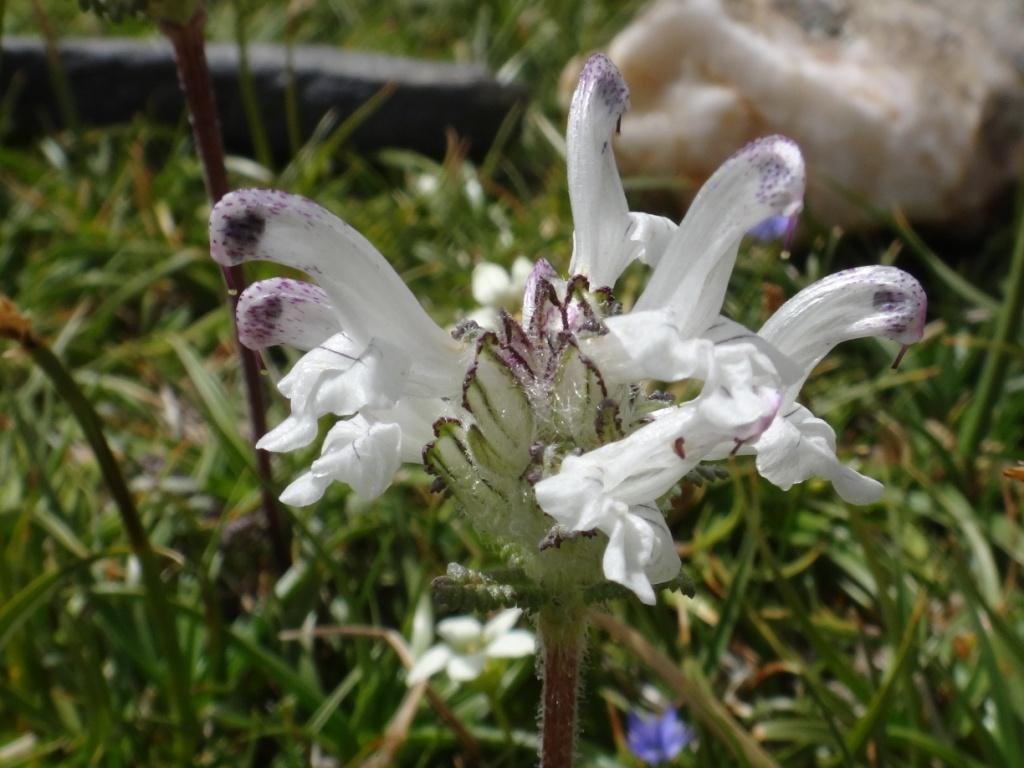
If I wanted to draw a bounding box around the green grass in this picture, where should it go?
[2,1,1024,765]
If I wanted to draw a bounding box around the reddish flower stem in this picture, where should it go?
[539,609,585,768]
[161,11,290,571]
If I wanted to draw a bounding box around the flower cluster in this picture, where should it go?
[209,53,926,605]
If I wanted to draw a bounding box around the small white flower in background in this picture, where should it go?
[208,53,926,606]
[407,608,536,685]
[465,255,534,330]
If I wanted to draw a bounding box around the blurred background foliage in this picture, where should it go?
[1,1,1023,766]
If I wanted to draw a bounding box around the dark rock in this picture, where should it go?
[0,36,528,161]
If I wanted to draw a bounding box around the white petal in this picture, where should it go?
[631,504,681,587]
[366,397,455,463]
[482,608,523,642]
[603,514,658,605]
[310,339,409,414]
[276,333,361,405]
[754,405,883,505]
[309,417,402,500]
[446,652,487,682]
[704,317,803,387]
[279,470,331,507]
[275,335,406,425]
[471,262,512,307]
[485,630,536,659]
[758,266,927,391]
[533,465,624,533]
[538,398,753,517]
[209,189,463,378]
[566,54,634,289]
[436,616,483,649]
[236,278,340,351]
[256,413,319,452]
[697,341,783,437]
[509,256,534,286]
[699,385,781,441]
[625,212,677,267]
[407,644,452,685]
[635,136,805,334]
[581,309,714,384]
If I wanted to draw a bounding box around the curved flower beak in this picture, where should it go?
[566,53,677,288]
[758,265,927,397]
[635,136,806,334]
[731,265,927,504]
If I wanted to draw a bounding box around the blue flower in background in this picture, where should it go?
[627,707,693,764]
[748,213,795,242]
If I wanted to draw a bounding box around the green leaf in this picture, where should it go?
[0,554,103,651]
[168,334,254,477]
[841,593,927,762]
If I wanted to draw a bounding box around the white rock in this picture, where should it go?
[564,0,1024,229]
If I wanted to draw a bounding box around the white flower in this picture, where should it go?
[406,608,536,684]
[706,265,927,503]
[208,52,925,605]
[465,255,534,330]
[210,192,468,506]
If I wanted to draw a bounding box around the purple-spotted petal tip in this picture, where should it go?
[577,53,630,116]
[236,277,340,351]
[742,135,805,216]
[209,189,299,267]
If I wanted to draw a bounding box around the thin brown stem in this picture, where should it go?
[539,608,584,768]
[160,11,291,571]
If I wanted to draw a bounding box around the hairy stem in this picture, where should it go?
[1,306,196,760]
[539,607,585,768]
[160,10,291,571]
